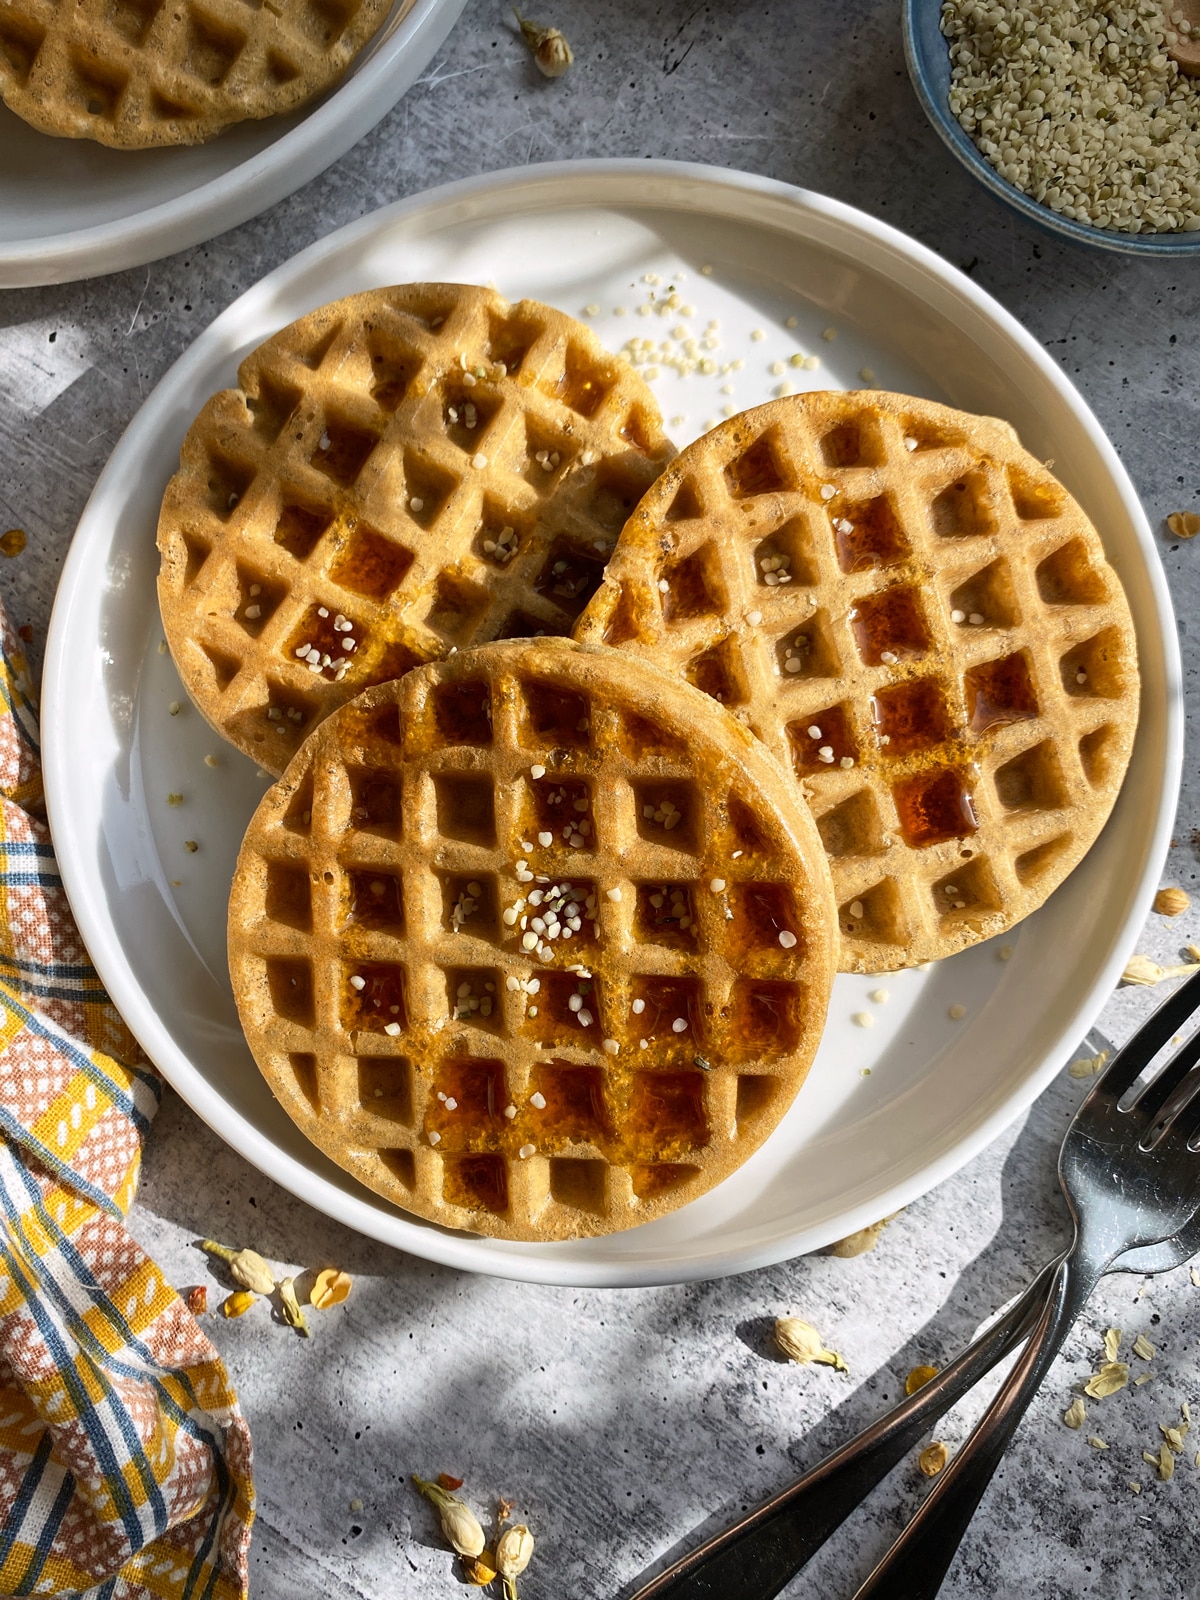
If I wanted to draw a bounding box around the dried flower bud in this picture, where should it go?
[905,1365,938,1395]
[412,1477,486,1557]
[827,1216,890,1257]
[200,1238,277,1295]
[1153,886,1190,917]
[1166,511,1200,539]
[278,1277,311,1337]
[464,1554,498,1586]
[918,1442,948,1477]
[496,1524,535,1579]
[514,9,574,76]
[221,1290,256,1318]
[774,1316,848,1371]
[1121,954,1200,988]
[186,1285,208,1316]
[310,1268,353,1309]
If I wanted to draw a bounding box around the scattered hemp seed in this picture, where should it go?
[168,701,181,716]
[852,1011,875,1028]
[221,1290,256,1318]
[514,9,573,76]
[906,1365,939,1395]
[204,754,219,769]
[310,1268,353,1309]
[412,1477,486,1558]
[948,1003,967,1020]
[1122,954,1200,987]
[774,1316,848,1371]
[918,1442,948,1478]
[278,1276,311,1337]
[184,840,199,853]
[0,529,26,557]
[1153,886,1190,916]
[1084,1361,1130,1399]
[200,1239,276,1295]
[1064,1396,1087,1429]
[167,792,183,807]
[1167,512,1200,539]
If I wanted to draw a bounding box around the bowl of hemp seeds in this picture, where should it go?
[903,0,1200,254]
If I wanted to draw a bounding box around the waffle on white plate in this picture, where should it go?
[0,0,401,147]
[158,283,674,772]
[228,639,836,1241]
[574,390,1139,974]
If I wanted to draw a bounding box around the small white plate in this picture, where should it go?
[42,161,1181,1287]
[0,0,465,289]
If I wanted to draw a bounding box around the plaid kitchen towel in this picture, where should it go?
[0,607,253,1598]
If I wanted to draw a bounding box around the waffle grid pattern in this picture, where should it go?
[0,0,397,147]
[228,641,835,1241]
[575,392,1139,973]
[159,284,673,772]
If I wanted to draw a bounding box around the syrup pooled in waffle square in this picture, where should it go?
[228,639,836,1241]
[158,283,674,771]
[574,392,1139,974]
[0,0,397,147]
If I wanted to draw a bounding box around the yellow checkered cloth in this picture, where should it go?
[0,615,253,1597]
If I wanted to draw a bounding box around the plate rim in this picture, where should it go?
[0,0,466,289]
[42,158,1184,1286]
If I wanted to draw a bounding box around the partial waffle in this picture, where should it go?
[575,391,1139,974]
[228,638,836,1241]
[158,283,673,772]
[0,0,399,148]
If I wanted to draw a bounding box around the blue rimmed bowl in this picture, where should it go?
[902,0,1200,256]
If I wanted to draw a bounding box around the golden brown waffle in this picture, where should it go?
[158,283,673,772]
[575,391,1139,974]
[228,639,836,1241]
[0,0,399,148]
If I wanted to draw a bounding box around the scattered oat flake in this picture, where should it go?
[1144,1445,1175,1482]
[1132,1333,1155,1361]
[1122,954,1200,987]
[1161,1424,1186,1454]
[1192,1267,1200,1288]
[1063,1396,1087,1429]
[1104,1327,1122,1363]
[918,1442,948,1478]
[1088,1436,1109,1450]
[1134,1372,1155,1387]
[1128,1480,1142,1495]
[906,1365,939,1396]
[1084,1361,1130,1399]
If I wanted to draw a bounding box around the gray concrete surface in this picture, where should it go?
[2,2,1200,1595]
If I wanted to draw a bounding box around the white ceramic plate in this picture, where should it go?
[0,0,465,289]
[42,161,1182,1287]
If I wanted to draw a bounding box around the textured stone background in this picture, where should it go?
[2,1,1200,1596]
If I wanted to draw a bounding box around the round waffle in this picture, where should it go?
[0,0,397,148]
[228,638,836,1241]
[574,391,1139,974]
[158,283,674,772]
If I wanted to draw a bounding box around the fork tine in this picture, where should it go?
[1091,967,1200,1104]
[1131,1025,1200,1124]
[1145,1062,1200,1151]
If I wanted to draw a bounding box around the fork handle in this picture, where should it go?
[850,1253,1099,1600]
[628,1260,1059,1600]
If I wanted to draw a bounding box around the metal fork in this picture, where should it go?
[851,966,1200,1599]
[630,969,1200,1600]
